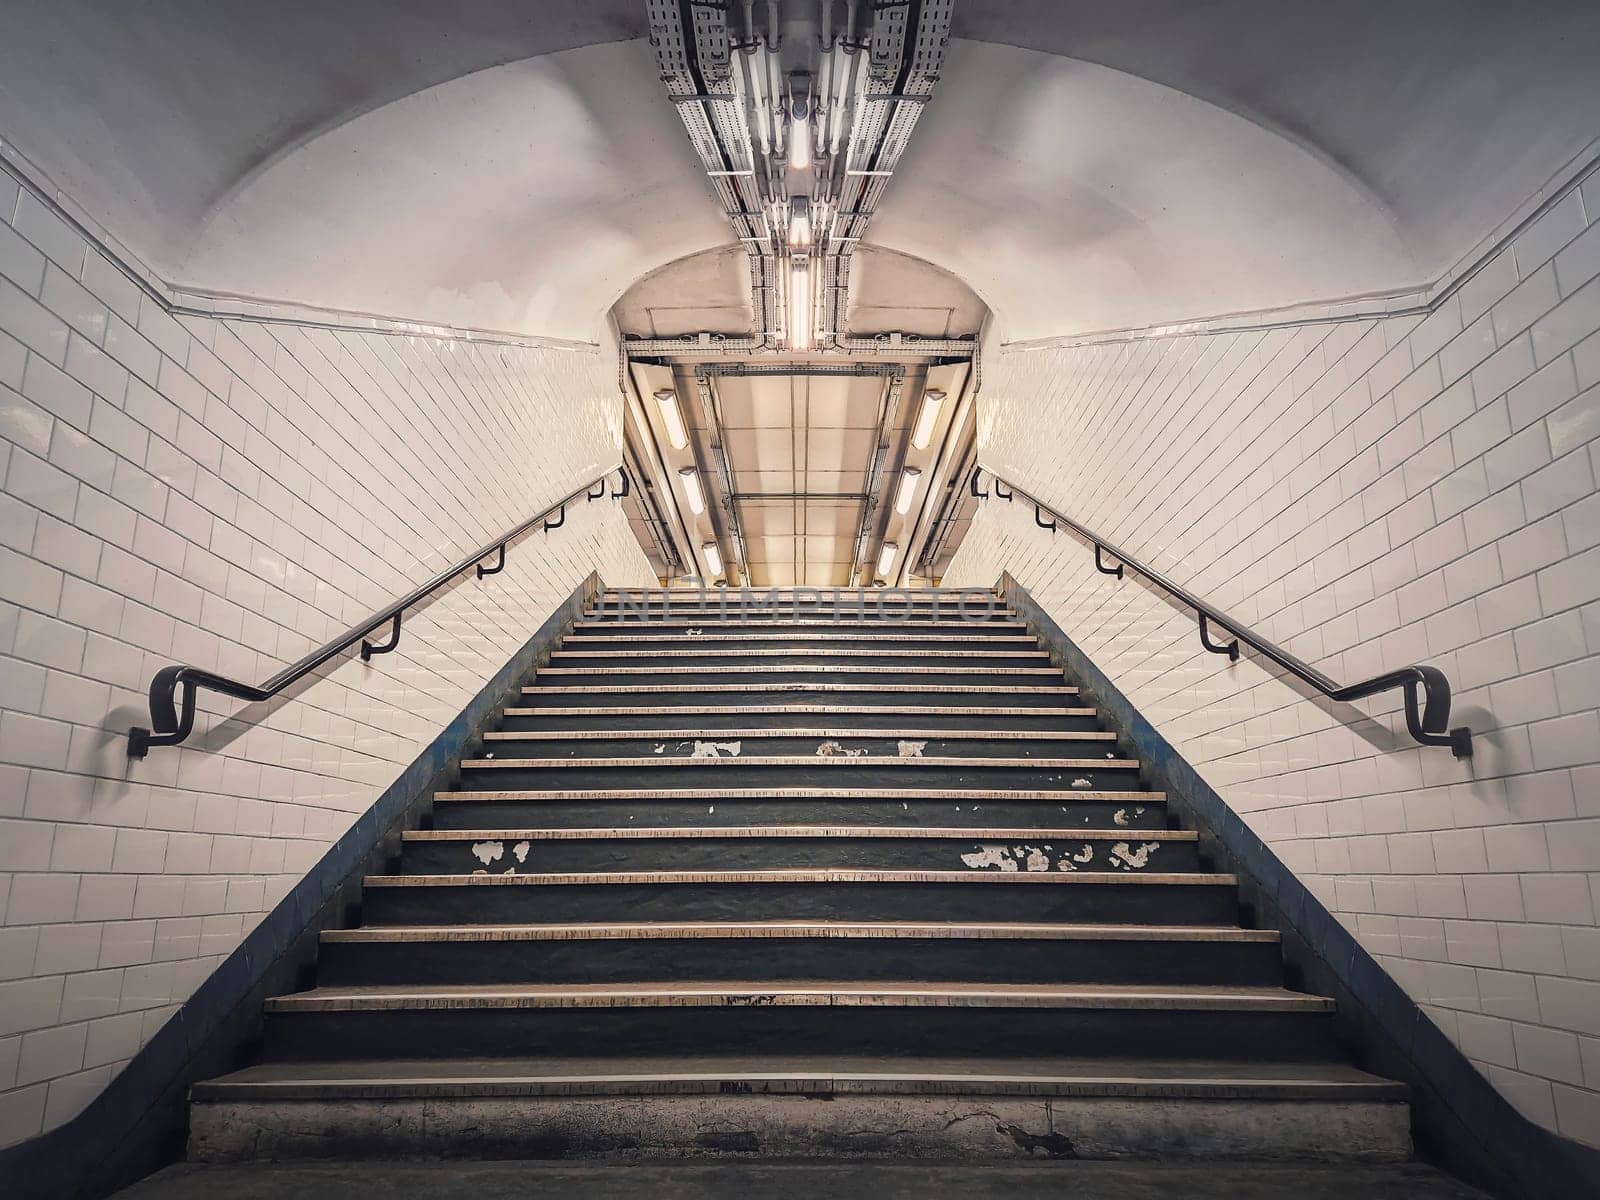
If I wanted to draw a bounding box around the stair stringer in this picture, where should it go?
[997,571,1600,1200]
[0,574,606,1200]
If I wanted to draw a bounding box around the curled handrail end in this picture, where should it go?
[969,468,988,499]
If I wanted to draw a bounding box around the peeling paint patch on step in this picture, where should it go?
[1113,808,1130,825]
[471,840,505,867]
[816,740,866,757]
[1109,841,1162,869]
[960,845,1019,872]
[512,841,531,864]
[998,1121,1076,1158]
[691,740,742,759]
[1070,777,1092,789]
[897,740,927,758]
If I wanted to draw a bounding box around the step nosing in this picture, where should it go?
[402,826,1197,841]
[520,685,1080,695]
[431,788,1166,801]
[497,706,1099,717]
[461,765,1141,772]
[263,984,1330,1014]
[481,729,1118,741]
[322,921,1274,943]
[362,870,1231,886]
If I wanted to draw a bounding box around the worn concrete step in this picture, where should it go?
[548,648,1054,668]
[357,868,1230,926]
[516,684,1081,709]
[316,920,1279,988]
[561,630,1042,648]
[495,705,1103,733]
[256,984,1339,1064]
[186,1057,1410,1165]
[480,729,1118,759]
[454,756,1143,793]
[427,789,1167,832]
[530,666,1065,690]
[396,826,1200,874]
[574,616,1028,631]
[265,980,1327,1014]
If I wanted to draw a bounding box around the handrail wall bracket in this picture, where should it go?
[127,467,629,757]
[970,468,1472,757]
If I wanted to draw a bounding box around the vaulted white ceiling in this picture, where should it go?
[3,0,1596,343]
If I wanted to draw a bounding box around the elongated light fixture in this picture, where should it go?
[788,109,811,170]
[702,540,723,577]
[911,389,946,450]
[654,388,688,450]
[788,258,812,352]
[894,467,923,515]
[678,466,705,514]
[787,205,812,250]
[876,541,899,578]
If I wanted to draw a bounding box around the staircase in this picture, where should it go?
[188,587,1409,1163]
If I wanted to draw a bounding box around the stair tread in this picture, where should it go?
[323,921,1272,943]
[524,684,1080,694]
[483,728,1116,740]
[460,756,1140,769]
[264,981,1331,1013]
[534,668,1062,678]
[432,787,1165,800]
[499,705,1097,717]
[363,870,1229,886]
[551,648,1048,658]
[403,826,1196,841]
[195,1054,1399,1100]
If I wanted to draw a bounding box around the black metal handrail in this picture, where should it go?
[971,468,1472,757]
[128,467,632,757]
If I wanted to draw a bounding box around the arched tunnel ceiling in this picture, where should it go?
[2,1,1596,342]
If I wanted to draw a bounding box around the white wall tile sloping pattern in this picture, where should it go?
[0,173,655,1147]
[947,171,1600,1149]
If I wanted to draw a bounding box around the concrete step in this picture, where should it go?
[479,729,1119,758]
[184,1057,1411,1166]
[530,665,1066,688]
[255,984,1341,1064]
[515,683,1081,709]
[130,1161,1492,1196]
[495,705,1103,733]
[396,826,1199,874]
[357,868,1234,926]
[315,920,1281,988]
[426,789,1167,832]
[548,647,1055,667]
[454,755,1143,793]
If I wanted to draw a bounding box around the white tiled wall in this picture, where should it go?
[0,175,654,1146]
[948,173,1600,1148]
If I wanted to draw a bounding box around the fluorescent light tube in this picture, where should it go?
[789,259,812,352]
[876,541,898,577]
[702,540,723,577]
[654,388,688,450]
[911,389,945,450]
[678,467,705,514]
[788,112,811,170]
[894,467,922,515]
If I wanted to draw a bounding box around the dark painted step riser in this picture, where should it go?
[577,619,1025,633]
[400,837,1200,874]
[495,711,1105,734]
[360,882,1237,925]
[517,689,1076,709]
[455,763,1143,791]
[477,736,1119,760]
[261,1007,1336,1063]
[428,798,1168,831]
[549,652,1053,668]
[583,607,1016,621]
[315,938,1283,988]
[562,636,1041,652]
[533,671,1061,689]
